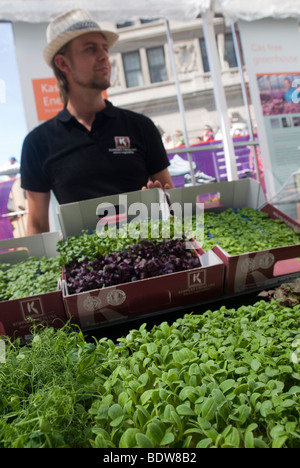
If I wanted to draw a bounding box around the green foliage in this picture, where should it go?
[0,257,61,301]
[0,208,299,301]
[199,208,300,254]
[1,298,300,448]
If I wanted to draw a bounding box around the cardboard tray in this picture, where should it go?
[212,203,300,294]
[56,188,224,328]
[62,247,224,330]
[0,232,68,340]
[166,178,300,294]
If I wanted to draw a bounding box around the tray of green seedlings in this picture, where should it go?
[0,256,62,301]
[198,208,300,255]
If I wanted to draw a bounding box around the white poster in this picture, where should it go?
[239,17,300,219]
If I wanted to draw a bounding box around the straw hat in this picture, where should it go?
[43,9,119,67]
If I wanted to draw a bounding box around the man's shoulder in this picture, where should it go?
[24,111,65,141]
[108,101,152,123]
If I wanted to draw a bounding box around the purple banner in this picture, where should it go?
[0,179,15,240]
[167,135,259,188]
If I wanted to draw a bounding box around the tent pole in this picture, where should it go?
[231,21,263,187]
[202,8,238,181]
[164,18,196,185]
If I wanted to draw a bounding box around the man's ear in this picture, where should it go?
[54,54,70,73]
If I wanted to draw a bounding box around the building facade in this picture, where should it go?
[107,16,254,144]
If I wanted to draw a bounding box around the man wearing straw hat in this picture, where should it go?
[20,9,173,235]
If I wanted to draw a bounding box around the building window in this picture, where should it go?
[146,46,167,83]
[224,33,238,68]
[122,51,144,88]
[116,21,134,28]
[140,18,159,24]
[199,38,210,73]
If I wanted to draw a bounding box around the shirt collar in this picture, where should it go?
[57,100,116,123]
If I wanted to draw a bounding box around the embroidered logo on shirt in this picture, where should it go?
[109,136,137,155]
[115,136,130,149]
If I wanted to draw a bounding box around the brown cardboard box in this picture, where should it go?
[0,232,68,340]
[212,203,300,294]
[166,179,300,294]
[62,248,224,330]
[56,189,224,328]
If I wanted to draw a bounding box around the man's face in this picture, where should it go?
[63,32,111,91]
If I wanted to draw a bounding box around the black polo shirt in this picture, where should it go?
[20,101,169,204]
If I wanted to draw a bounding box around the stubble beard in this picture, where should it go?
[72,72,111,93]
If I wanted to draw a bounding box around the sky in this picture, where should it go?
[0,22,27,168]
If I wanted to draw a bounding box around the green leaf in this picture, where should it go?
[140,389,155,406]
[196,438,213,448]
[219,379,235,394]
[119,428,140,448]
[201,397,217,421]
[160,431,175,446]
[134,405,151,429]
[235,366,249,375]
[234,384,248,395]
[146,421,164,445]
[288,386,300,395]
[281,399,296,408]
[177,404,195,416]
[108,404,123,420]
[110,415,124,427]
[238,405,251,424]
[251,358,261,371]
[222,427,240,448]
[135,433,155,448]
[259,400,273,418]
[78,354,96,374]
[244,431,255,448]
[173,348,196,364]
[272,436,288,448]
[211,388,226,405]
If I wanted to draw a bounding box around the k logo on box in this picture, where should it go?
[20,298,45,320]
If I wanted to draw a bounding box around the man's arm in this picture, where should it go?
[25,190,51,235]
[142,168,174,190]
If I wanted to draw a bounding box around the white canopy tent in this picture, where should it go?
[0,0,300,23]
[1,0,300,190]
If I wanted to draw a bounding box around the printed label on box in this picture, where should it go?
[107,289,127,306]
[188,270,207,288]
[20,298,45,320]
[83,295,102,312]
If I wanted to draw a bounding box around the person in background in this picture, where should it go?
[173,130,184,147]
[283,77,296,103]
[162,133,174,150]
[202,125,214,142]
[20,9,174,235]
[0,156,20,180]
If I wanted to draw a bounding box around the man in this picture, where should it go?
[21,9,174,235]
